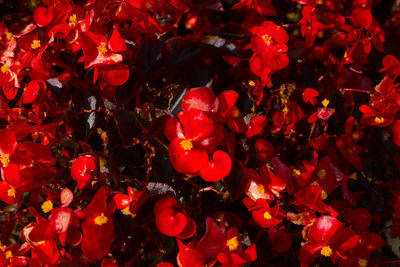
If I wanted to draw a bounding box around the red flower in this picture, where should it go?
[154,196,196,239]
[249,21,289,84]
[70,154,98,190]
[300,216,359,266]
[243,198,284,228]
[79,187,115,262]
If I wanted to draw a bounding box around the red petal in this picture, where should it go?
[178,110,214,141]
[2,86,18,100]
[109,27,127,52]
[302,88,319,105]
[70,154,98,190]
[309,216,343,244]
[33,6,54,27]
[23,80,42,104]
[200,150,232,182]
[60,188,73,207]
[0,129,18,156]
[181,87,218,113]
[393,120,400,147]
[113,193,130,210]
[254,138,275,162]
[99,63,130,86]
[168,138,208,174]
[154,197,187,237]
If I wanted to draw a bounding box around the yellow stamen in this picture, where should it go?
[5,32,13,39]
[31,39,41,49]
[293,169,301,176]
[374,117,384,124]
[5,250,12,259]
[317,169,326,179]
[257,184,265,194]
[263,211,272,220]
[41,200,53,213]
[321,98,330,108]
[7,188,16,198]
[37,241,45,246]
[97,43,108,54]
[226,236,239,251]
[94,213,108,225]
[352,133,360,139]
[122,206,136,218]
[321,190,328,200]
[1,64,10,73]
[179,139,193,151]
[358,258,368,267]
[232,108,240,118]
[248,80,256,86]
[0,154,10,166]
[320,245,332,257]
[262,34,272,45]
[69,14,77,24]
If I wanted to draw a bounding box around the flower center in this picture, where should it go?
[321,98,330,108]
[69,14,77,24]
[6,32,13,39]
[226,236,239,251]
[358,258,368,267]
[97,43,108,54]
[374,117,384,124]
[320,245,332,257]
[317,169,326,179]
[5,250,12,259]
[94,213,108,225]
[7,188,16,198]
[293,169,301,176]
[41,200,53,213]
[31,39,41,49]
[257,184,265,194]
[122,206,136,218]
[321,190,328,200]
[263,211,272,220]
[180,139,193,151]
[262,34,272,45]
[0,154,10,166]
[1,64,10,73]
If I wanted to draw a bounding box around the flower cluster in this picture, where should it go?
[1,0,400,266]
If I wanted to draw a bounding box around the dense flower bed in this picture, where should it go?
[1,0,400,266]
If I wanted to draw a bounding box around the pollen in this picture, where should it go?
[7,188,16,198]
[358,258,368,267]
[180,139,193,151]
[321,190,328,200]
[248,80,256,86]
[69,14,77,24]
[263,211,272,220]
[0,154,10,166]
[5,250,12,259]
[31,39,41,49]
[6,32,13,39]
[317,169,327,179]
[232,108,240,118]
[321,98,330,108]
[257,184,265,194]
[293,169,301,176]
[37,240,45,246]
[226,236,239,251]
[94,213,108,225]
[122,206,136,218]
[1,64,10,73]
[320,245,332,257]
[374,117,384,124]
[41,200,53,213]
[262,34,272,45]
[97,43,108,54]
